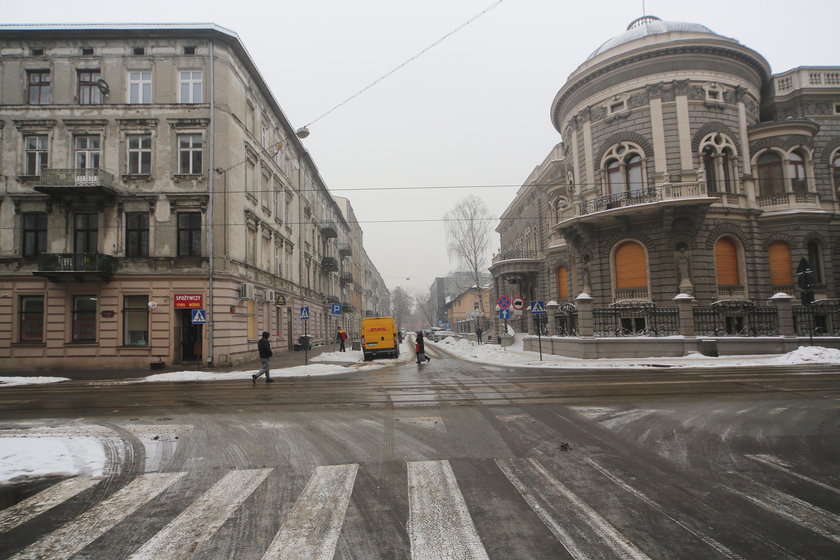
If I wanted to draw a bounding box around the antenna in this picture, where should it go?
[642,0,646,15]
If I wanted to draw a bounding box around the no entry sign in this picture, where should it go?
[511,296,525,311]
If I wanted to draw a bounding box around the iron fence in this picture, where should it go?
[693,300,778,336]
[793,300,840,336]
[593,300,679,337]
[554,303,578,336]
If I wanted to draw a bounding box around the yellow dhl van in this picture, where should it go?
[361,316,400,360]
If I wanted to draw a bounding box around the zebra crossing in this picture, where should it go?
[3,420,840,559]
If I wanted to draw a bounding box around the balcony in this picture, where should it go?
[340,272,353,285]
[342,302,354,313]
[326,295,340,304]
[321,256,339,272]
[34,252,117,282]
[757,192,823,213]
[489,249,541,276]
[35,168,117,198]
[338,243,352,257]
[717,285,746,299]
[321,221,338,239]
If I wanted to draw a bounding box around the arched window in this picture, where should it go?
[757,152,784,196]
[831,151,840,198]
[614,241,649,300]
[715,237,743,297]
[788,151,807,193]
[807,240,823,283]
[768,241,793,288]
[699,133,738,193]
[556,266,569,299]
[602,143,645,199]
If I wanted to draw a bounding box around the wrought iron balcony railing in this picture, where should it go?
[35,252,117,281]
[35,168,116,197]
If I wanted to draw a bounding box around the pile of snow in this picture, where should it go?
[770,345,840,364]
[0,376,69,387]
[136,362,380,383]
[311,350,364,363]
[0,434,106,483]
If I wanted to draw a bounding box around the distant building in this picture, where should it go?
[0,24,387,370]
[445,285,491,334]
[491,16,840,338]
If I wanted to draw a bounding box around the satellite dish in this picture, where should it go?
[96,79,110,95]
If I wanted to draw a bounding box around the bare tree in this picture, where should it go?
[444,194,492,314]
[412,289,441,327]
[390,286,413,329]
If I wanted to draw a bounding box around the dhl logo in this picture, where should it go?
[369,327,388,332]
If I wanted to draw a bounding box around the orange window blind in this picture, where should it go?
[615,242,647,289]
[557,266,568,298]
[769,241,793,285]
[715,238,739,285]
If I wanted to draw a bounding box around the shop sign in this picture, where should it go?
[174,294,203,309]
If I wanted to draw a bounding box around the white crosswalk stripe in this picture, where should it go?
[260,463,358,560]
[0,477,97,533]
[747,454,840,496]
[9,472,186,560]
[497,457,651,560]
[407,460,489,560]
[129,468,272,560]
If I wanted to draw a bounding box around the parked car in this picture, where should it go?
[430,330,463,342]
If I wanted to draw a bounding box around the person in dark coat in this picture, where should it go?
[415,331,431,364]
[253,331,274,384]
[475,326,483,344]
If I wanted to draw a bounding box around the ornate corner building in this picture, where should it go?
[491,16,840,343]
[0,24,388,371]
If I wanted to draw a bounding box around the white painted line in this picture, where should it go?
[129,468,272,560]
[746,454,840,496]
[261,463,358,560]
[407,460,489,560]
[727,478,840,543]
[9,472,185,560]
[582,457,742,560]
[497,458,650,560]
[0,477,98,533]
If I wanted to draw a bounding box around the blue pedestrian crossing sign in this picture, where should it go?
[499,308,511,320]
[300,306,310,320]
[191,308,207,324]
[530,301,546,314]
[331,303,342,315]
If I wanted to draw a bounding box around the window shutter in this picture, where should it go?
[557,266,568,299]
[715,238,740,285]
[769,241,793,285]
[615,242,647,289]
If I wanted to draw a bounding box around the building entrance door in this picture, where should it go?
[178,309,202,363]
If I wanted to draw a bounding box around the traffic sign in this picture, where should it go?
[498,296,511,309]
[511,296,525,311]
[531,301,546,314]
[300,306,310,320]
[331,303,342,315]
[499,309,511,320]
[191,308,207,324]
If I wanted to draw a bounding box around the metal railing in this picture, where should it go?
[39,168,114,187]
[37,252,116,274]
[593,300,679,337]
[693,300,778,336]
[554,303,578,336]
[493,249,538,262]
[793,300,840,336]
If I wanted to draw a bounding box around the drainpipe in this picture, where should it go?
[207,39,216,367]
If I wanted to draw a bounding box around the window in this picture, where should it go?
[72,295,97,342]
[602,143,645,198]
[246,160,256,197]
[74,213,98,253]
[614,241,648,299]
[125,212,149,257]
[81,47,94,56]
[27,70,51,104]
[22,213,47,257]
[788,151,807,193]
[30,47,44,56]
[123,295,149,346]
[807,241,823,283]
[261,169,270,207]
[556,266,569,299]
[179,71,202,103]
[768,241,793,287]
[261,122,270,149]
[127,134,152,175]
[128,71,152,104]
[833,152,840,198]
[183,46,196,55]
[74,136,101,169]
[132,47,145,56]
[757,152,784,196]
[274,187,283,218]
[78,71,102,105]
[285,194,293,226]
[177,212,201,256]
[715,237,740,286]
[24,135,49,176]
[699,133,738,193]
[178,134,203,174]
[19,295,45,343]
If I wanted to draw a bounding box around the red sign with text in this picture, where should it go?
[174,294,203,309]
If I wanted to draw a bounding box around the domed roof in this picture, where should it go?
[586,15,721,61]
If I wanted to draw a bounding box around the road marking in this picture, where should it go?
[727,477,840,543]
[9,472,185,560]
[129,468,272,560]
[0,477,98,533]
[261,463,358,560]
[581,458,743,560]
[407,460,489,560]
[497,458,650,560]
[746,454,840,495]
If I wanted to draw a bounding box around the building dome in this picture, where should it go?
[586,15,721,61]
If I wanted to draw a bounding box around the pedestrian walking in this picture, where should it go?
[252,331,274,384]
[337,329,347,351]
[475,325,483,344]
[415,331,431,364]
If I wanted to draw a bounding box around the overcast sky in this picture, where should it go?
[6,0,838,295]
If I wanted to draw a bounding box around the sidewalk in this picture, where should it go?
[7,343,340,382]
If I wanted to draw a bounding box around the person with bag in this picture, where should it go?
[252,331,274,384]
[415,331,431,364]
[337,328,348,351]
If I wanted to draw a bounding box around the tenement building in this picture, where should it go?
[0,24,388,371]
[491,16,840,353]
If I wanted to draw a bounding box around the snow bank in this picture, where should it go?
[0,376,69,387]
[0,436,106,483]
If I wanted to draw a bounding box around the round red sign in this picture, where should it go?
[511,296,525,310]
